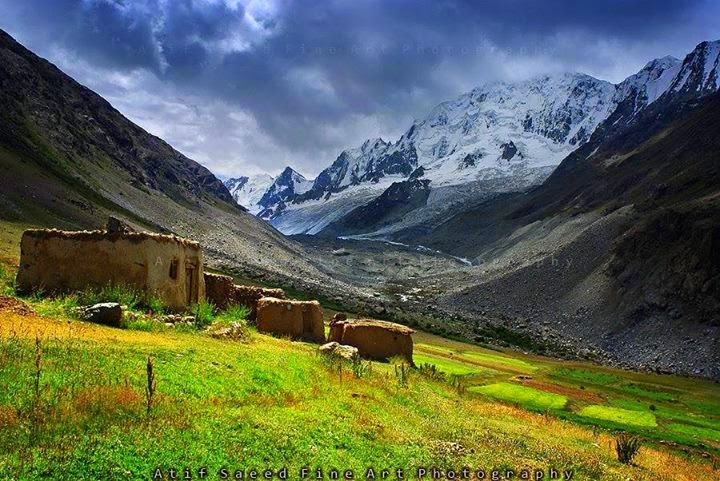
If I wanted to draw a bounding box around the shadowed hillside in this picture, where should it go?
[0,29,349,299]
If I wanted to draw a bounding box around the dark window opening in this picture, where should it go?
[169,259,178,280]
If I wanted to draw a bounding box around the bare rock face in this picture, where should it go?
[77,302,122,327]
[318,341,360,361]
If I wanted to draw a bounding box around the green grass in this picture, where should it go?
[469,382,568,411]
[215,304,250,324]
[615,382,679,402]
[191,300,216,328]
[1,322,650,481]
[579,405,657,428]
[1,250,720,479]
[413,353,499,377]
[667,423,720,442]
[550,367,621,386]
[415,343,537,373]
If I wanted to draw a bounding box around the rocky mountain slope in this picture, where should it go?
[306,40,720,378]
[246,49,713,236]
[271,72,626,234]
[0,29,346,297]
[256,167,313,219]
[404,88,720,379]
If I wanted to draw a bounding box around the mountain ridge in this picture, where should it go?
[230,40,717,237]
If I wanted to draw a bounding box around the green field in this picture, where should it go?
[469,382,568,411]
[1,227,720,480]
[579,406,658,428]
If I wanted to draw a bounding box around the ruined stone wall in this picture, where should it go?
[256,297,324,343]
[16,229,205,311]
[203,272,286,318]
[329,319,414,364]
[203,273,235,310]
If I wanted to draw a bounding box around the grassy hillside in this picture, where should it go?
[1,235,719,480]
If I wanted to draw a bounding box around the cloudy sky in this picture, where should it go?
[1,0,718,178]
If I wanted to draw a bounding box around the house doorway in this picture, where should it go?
[185,262,198,305]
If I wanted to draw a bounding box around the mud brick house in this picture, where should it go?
[329,319,415,364]
[16,223,205,311]
[256,297,325,343]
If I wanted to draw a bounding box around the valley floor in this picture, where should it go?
[1,221,719,480]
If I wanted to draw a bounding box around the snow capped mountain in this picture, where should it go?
[224,174,274,214]
[668,40,719,98]
[257,167,313,219]
[243,39,720,237]
[614,56,681,113]
[295,138,417,203]
[396,72,617,184]
[268,73,620,234]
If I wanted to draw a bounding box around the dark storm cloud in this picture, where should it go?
[1,0,718,176]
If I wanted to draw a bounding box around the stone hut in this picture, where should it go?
[256,297,325,343]
[204,272,285,318]
[16,223,204,311]
[328,319,415,364]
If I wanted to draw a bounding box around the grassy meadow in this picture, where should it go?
[0,221,719,480]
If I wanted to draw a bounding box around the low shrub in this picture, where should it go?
[192,300,216,329]
[351,357,372,379]
[615,433,641,464]
[394,362,411,388]
[215,304,250,324]
[77,284,141,310]
[417,363,446,382]
[145,296,167,315]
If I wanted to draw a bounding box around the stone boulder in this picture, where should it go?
[209,322,250,341]
[77,302,123,327]
[318,342,360,361]
[106,216,135,234]
[330,313,347,324]
[256,297,325,343]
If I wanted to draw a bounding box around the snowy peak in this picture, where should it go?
[296,137,417,202]
[225,176,249,193]
[246,38,720,235]
[615,56,681,111]
[257,167,312,219]
[225,173,273,214]
[669,40,720,97]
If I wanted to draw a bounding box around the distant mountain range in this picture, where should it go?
[226,39,719,237]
